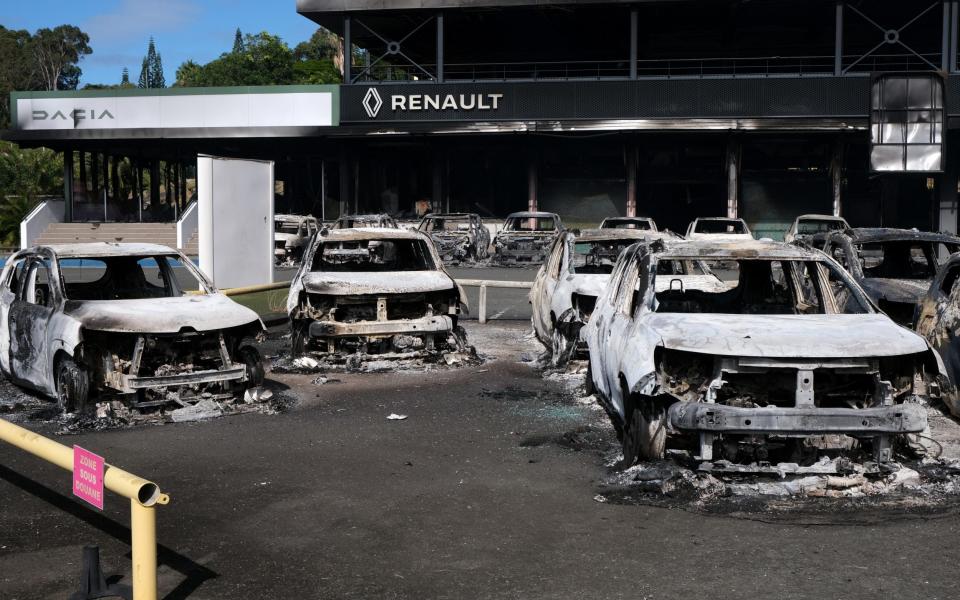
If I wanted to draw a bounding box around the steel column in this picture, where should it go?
[527,161,538,213]
[63,150,74,222]
[952,1,959,72]
[831,141,844,217]
[626,147,637,217]
[944,0,951,71]
[432,156,443,211]
[834,2,844,76]
[630,9,638,80]
[725,138,739,219]
[437,12,444,83]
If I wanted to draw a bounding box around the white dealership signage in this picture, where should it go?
[14,88,335,130]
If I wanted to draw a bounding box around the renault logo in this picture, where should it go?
[362,87,383,118]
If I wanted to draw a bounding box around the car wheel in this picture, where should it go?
[55,357,90,414]
[236,345,264,389]
[550,328,574,367]
[621,393,667,466]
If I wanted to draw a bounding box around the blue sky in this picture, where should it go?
[1,0,320,86]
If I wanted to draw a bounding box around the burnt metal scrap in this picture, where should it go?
[812,227,960,327]
[287,227,474,365]
[493,211,564,266]
[0,243,266,416]
[581,238,945,468]
[332,213,399,229]
[417,212,491,264]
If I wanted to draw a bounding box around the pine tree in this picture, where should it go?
[120,67,130,85]
[232,28,245,54]
[137,37,166,88]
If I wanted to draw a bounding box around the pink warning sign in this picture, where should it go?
[73,446,104,510]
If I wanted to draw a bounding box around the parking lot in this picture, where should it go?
[2,314,960,599]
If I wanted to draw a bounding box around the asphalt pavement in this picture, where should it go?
[2,322,960,599]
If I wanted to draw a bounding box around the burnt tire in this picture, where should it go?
[621,394,667,467]
[291,323,309,357]
[550,328,574,367]
[584,359,595,396]
[237,345,264,389]
[55,357,90,415]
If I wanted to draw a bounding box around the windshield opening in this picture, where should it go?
[571,240,655,274]
[858,241,957,279]
[694,220,747,234]
[504,217,555,232]
[652,258,867,315]
[311,239,435,272]
[602,219,652,230]
[796,220,845,235]
[59,255,204,300]
[421,217,472,233]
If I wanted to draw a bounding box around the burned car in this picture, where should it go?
[915,253,960,417]
[815,228,960,327]
[275,214,320,264]
[599,217,658,231]
[417,213,491,264]
[287,228,469,360]
[783,213,849,244]
[583,239,941,467]
[530,229,724,363]
[493,211,564,266]
[333,214,399,229]
[685,217,753,241]
[0,243,265,413]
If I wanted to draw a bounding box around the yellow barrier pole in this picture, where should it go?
[0,419,168,600]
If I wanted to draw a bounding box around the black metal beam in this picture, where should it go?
[437,12,445,83]
[834,1,843,76]
[630,8,638,80]
[344,15,353,83]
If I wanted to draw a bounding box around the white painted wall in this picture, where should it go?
[197,156,274,288]
[176,200,198,250]
[19,198,64,249]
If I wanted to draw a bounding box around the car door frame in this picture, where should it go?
[7,253,59,390]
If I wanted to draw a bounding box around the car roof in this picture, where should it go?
[505,211,559,218]
[338,214,393,220]
[423,213,477,219]
[276,214,316,222]
[795,214,847,222]
[652,239,824,260]
[576,229,666,242]
[602,216,653,222]
[846,227,960,244]
[317,227,423,241]
[35,242,179,258]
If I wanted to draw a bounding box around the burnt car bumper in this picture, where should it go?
[308,315,454,338]
[494,248,550,264]
[668,402,927,434]
[113,366,248,393]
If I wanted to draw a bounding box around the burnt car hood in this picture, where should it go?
[301,271,456,295]
[645,313,928,358]
[64,294,262,334]
[497,232,555,242]
[859,278,929,304]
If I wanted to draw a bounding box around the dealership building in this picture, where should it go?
[5,0,960,243]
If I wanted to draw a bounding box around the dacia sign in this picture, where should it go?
[12,87,337,131]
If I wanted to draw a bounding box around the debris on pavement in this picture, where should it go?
[386,413,408,420]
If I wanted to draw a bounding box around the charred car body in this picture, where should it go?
[493,211,564,266]
[583,239,941,467]
[417,213,491,264]
[599,217,658,231]
[0,243,265,413]
[783,214,849,244]
[275,214,320,264]
[531,229,724,362]
[814,228,960,327]
[915,253,960,417]
[333,214,399,229]
[287,228,469,360]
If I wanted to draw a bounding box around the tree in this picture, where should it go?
[121,67,130,85]
[177,32,295,86]
[0,141,63,246]
[232,28,245,54]
[174,60,202,87]
[138,37,165,88]
[31,25,91,91]
[293,28,339,61]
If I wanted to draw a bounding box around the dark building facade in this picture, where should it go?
[6,0,960,238]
